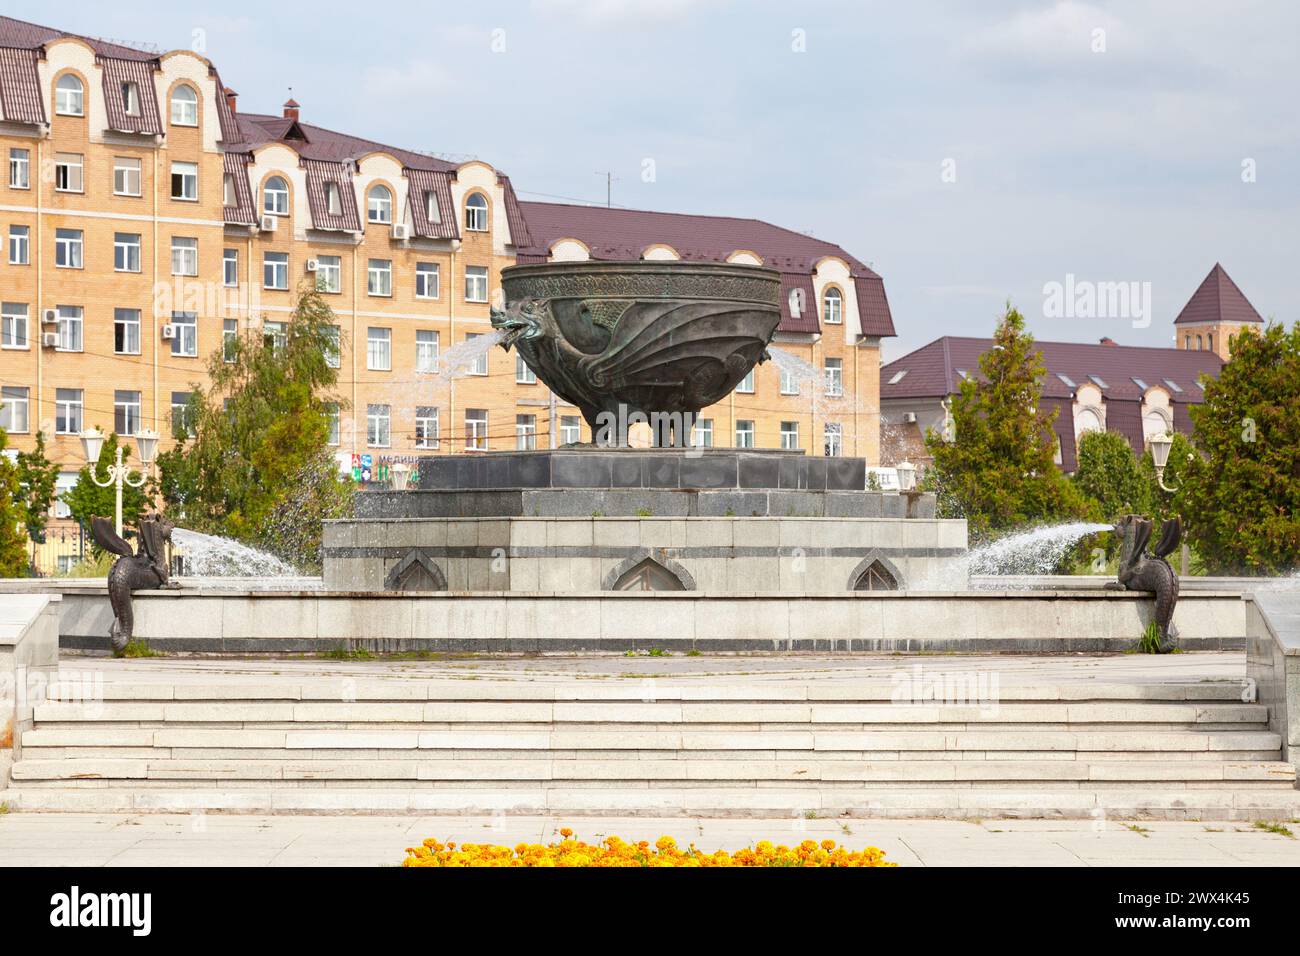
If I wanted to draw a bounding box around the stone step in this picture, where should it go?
[20,726,1285,754]
[10,757,1295,785]
[42,680,1257,703]
[4,785,1300,820]
[28,699,1273,725]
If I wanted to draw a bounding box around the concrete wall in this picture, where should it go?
[121,588,1248,655]
[323,515,969,594]
[0,594,60,785]
[1246,593,1300,770]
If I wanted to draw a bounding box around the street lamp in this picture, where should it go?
[390,461,411,491]
[1148,432,1177,493]
[80,427,158,537]
[896,460,917,493]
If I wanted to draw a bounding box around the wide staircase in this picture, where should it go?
[4,657,1298,819]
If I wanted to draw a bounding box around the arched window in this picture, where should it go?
[465,192,488,231]
[368,184,392,223]
[170,84,198,126]
[1196,334,1203,350]
[1184,334,1191,349]
[612,558,686,591]
[263,176,289,215]
[1206,332,1214,352]
[853,560,898,591]
[1075,407,1103,436]
[55,74,84,116]
[822,286,843,325]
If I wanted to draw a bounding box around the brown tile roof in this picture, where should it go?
[497,174,531,248]
[0,14,159,60]
[1173,262,1264,326]
[1040,397,1078,471]
[222,151,256,226]
[212,73,243,145]
[232,112,459,172]
[779,273,820,334]
[0,46,44,125]
[404,167,459,240]
[302,158,361,232]
[100,56,162,135]
[881,335,1223,407]
[514,201,895,337]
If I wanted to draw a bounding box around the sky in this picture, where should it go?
[14,0,1297,360]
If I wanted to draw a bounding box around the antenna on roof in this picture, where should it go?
[594,170,619,208]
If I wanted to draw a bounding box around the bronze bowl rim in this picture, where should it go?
[500,259,782,286]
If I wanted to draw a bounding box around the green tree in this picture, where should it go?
[61,432,148,533]
[155,285,354,571]
[1174,322,1300,574]
[923,304,1096,538]
[1073,430,1156,522]
[14,431,60,543]
[0,428,29,576]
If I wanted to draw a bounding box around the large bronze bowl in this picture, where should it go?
[491,261,781,432]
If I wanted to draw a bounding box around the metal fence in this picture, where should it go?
[27,525,88,577]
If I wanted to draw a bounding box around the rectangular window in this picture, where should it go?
[735,419,755,449]
[415,262,439,299]
[55,388,83,434]
[560,415,581,446]
[736,369,755,394]
[263,320,287,353]
[465,332,488,375]
[121,81,140,116]
[114,390,142,436]
[367,258,392,296]
[323,324,340,369]
[780,421,800,450]
[55,153,83,192]
[1,303,28,349]
[222,318,238,363]
[171,236,198,276]
[692,418,713,448]
[780,368,799,395]
[223,248,238,287]
[465,409,488,451]
[415,329,439,373]
[56,306,83,351]
[114,232,141,272]
[263,252,288,289]
[367,404,391,447]
[8,149,29,189]
[223,173,235,207]
[464,265,488,303]
[315,255,341,294]
[170,311,197,357]
[325,403,340,446]
[7,225,29,265]
[516,414,537,451]
[367,327,391,370]
[0,386,29,433]
[515,353,536,384]
[824,358,843,397]
[170,161,198,201]
[113,156,141,196]
[325,182,341,216]
[415,407,439,449]
[171,392,194,439]
[55,228,83,268]
[823,422,843,457]
[114,308,141,354]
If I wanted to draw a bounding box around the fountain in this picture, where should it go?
[171,529,296,578]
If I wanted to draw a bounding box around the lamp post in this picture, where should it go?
[79,427,159,538]
[895,460,917,493]
[1148,432,1177,493]
[390,461,411,491]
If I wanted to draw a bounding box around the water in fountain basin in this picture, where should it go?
[172,528,296,577]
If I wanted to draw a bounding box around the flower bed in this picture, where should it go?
[403,830,896,867]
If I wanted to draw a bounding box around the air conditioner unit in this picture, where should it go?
[305,258,319,272]
[391,223,410,240]
[260,215,277,232]
[902,412,917,424]
[41,332,59,348]
[42,309,58,325]
[161,324,176,340]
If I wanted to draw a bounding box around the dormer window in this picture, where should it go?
[1056,373,1076,388]
[263,176,289,215]
[121,82,140,116]
[822,287,842,324]
[1088,374,1109,389]
[55,75,84,116]
[465,192,488,231]
[425,190,440,223]
[367,184,392,223]
[223,173,235,207]
[887,369,908,385]
[325,182,341,216]
[170,84,198,126]
[1131,377,1149,390]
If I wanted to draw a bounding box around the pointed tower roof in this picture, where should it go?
[1173,263,1263,326]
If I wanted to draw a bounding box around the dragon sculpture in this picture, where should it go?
[1108,514,1182,652]
[90,513,176,653]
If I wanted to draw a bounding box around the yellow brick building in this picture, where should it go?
[0,17,896,569]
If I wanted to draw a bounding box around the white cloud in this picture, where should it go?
[961,1,1130,64]
[532,0,724,28]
